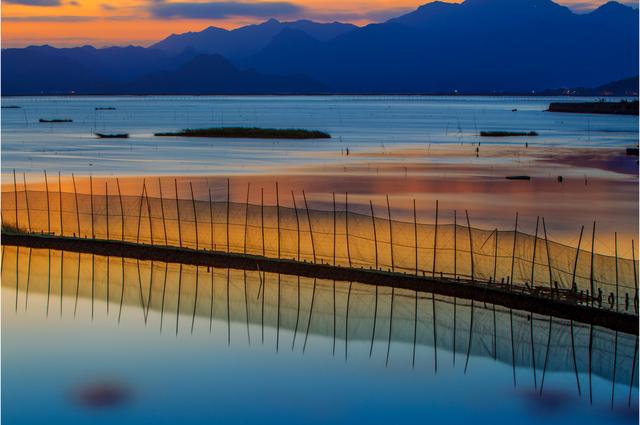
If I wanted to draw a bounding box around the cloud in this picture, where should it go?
[3,15,93,21]
[149,1,303,20]
[309,7,414,23]
[101,3,115,10]
[68,0,80,5]
[3,0,61,6]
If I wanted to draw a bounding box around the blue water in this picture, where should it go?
[1,96,637,177]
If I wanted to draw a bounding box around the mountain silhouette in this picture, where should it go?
[2,0,638,95]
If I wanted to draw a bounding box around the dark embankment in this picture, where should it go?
[2,232,636,335]
[480,131,538,137]
[548,100,639,115]
[155,127,331,139]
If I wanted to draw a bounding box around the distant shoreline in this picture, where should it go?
[2,93,639,98]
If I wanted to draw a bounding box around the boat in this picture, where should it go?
[505,175,531,180]
[95,133,129,139]
[95,107,116,110]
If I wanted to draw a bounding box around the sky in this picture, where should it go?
[1,0,635,48]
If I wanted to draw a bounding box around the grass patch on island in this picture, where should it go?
[480,131,538,137]
[154,127,331,139]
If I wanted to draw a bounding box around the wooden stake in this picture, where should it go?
[346,192,351,267]
[370,200,378,269]
[44,170,51,234]
[23,173,31,233]
[413,199,418,276]
[302,190,316,263]
[244,183,251,255]
[572,225,585,292]
[291,191,300,261]
[465,210,474,282]
[531,216,539,288]
[116,178,124,241]
[433,200,438,277]
[190,182,198,250]
[158,178,168,246]
[386,195,394,272]
[510,212,519,288]
[276,182,280,259]
[174,179,182,248]
[590,222,596,304]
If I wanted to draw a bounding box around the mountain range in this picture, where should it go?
[2,0,638,95]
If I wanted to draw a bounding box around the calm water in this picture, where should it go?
[1,247,638,424]
[1,96,638,176]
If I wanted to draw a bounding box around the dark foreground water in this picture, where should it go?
[1,246,637,424]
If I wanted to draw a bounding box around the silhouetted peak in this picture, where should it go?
[589,1,637,16]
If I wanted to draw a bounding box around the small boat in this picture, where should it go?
[626,147,639,156]
[95,132,129,139]
[95,107,116,110]
[506,175,531,180]
[40,118,72,123]
[1,105,21,109]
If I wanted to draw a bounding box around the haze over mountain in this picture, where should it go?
[2,0,638,95]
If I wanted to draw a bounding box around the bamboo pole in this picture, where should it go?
[633,240,638,314]
[543,218,553,289]
[190,182,198,250]
[531,216,540,288]
[572,225,585,292]
[105,181,109,240]
[614,233,619,312]
[244,183,251,255]
[590,222,596,304]
[346,192,351,267]
[370,200,378,269]
[291,191,300,261]
[44,170,51,234]
[116,178,124,241]
[23,173,31,233]
[276,182,280,259]
[226,178,230,253]
[13,169,18,230]
[386,195,394,272]
[302,190,316,263]
[465,210,474,282]
[58,172,63,236]
[333,192,336,266]
[433,200,438,277]
[510,212,519,287]
[261,188,265,257]
[136,179,145,244]
[454,210,457,278]
[414,200,418,276]
[158,178,168,246]
[175,179,182,248]
[493,229,498,282]
[208,187,214,250]
[89,175,94,238]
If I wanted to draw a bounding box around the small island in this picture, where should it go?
[480,131,538,137]
[547,100,639,115]
[154,127,331,139]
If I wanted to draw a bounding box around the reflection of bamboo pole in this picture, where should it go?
[23,173,31,233]
[58,172,63,236]
[159,179,168,246]
[543,218,552,288]
[190,182,198,250]
[531,216,540,287]
[432,293,438,372]
[303,278,317,353]
[588,324,593,404]
[345,282,352,361]
[346,193,351,267]
[412,290,418,367]
[510,213,518,287]
[291,191,300,261]
[629,336,638,407]
[191,266,199,334]
[611,330,618,409]
[176,264,183,335]
[276,182,280,259]
[530,313,538,389]
[175,179,182,248]
[570,320,581,396]
[370,200,378,269]
[465,210,474,282]
[590,222,596,304]
[44,170,51,234]
[539,316,553,395]
[386,288,395,367]
[433,200,438,277]
[413,200,418,275]
[572,225,584,292]
[302,190,316,263]
[386,195,394,272]
[464,299,474,374]
[116,178,124,242]
[244,183,250,255]
[13,169,18,230]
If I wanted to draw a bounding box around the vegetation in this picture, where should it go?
[154,127,331,139]
[548,100,639,115]
[480,131,538,137]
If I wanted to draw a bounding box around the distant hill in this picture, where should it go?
[2,0,638,95]
[151,18,357,59]
[543,75,639,96]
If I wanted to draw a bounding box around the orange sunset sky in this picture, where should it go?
[1,0,633,48]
